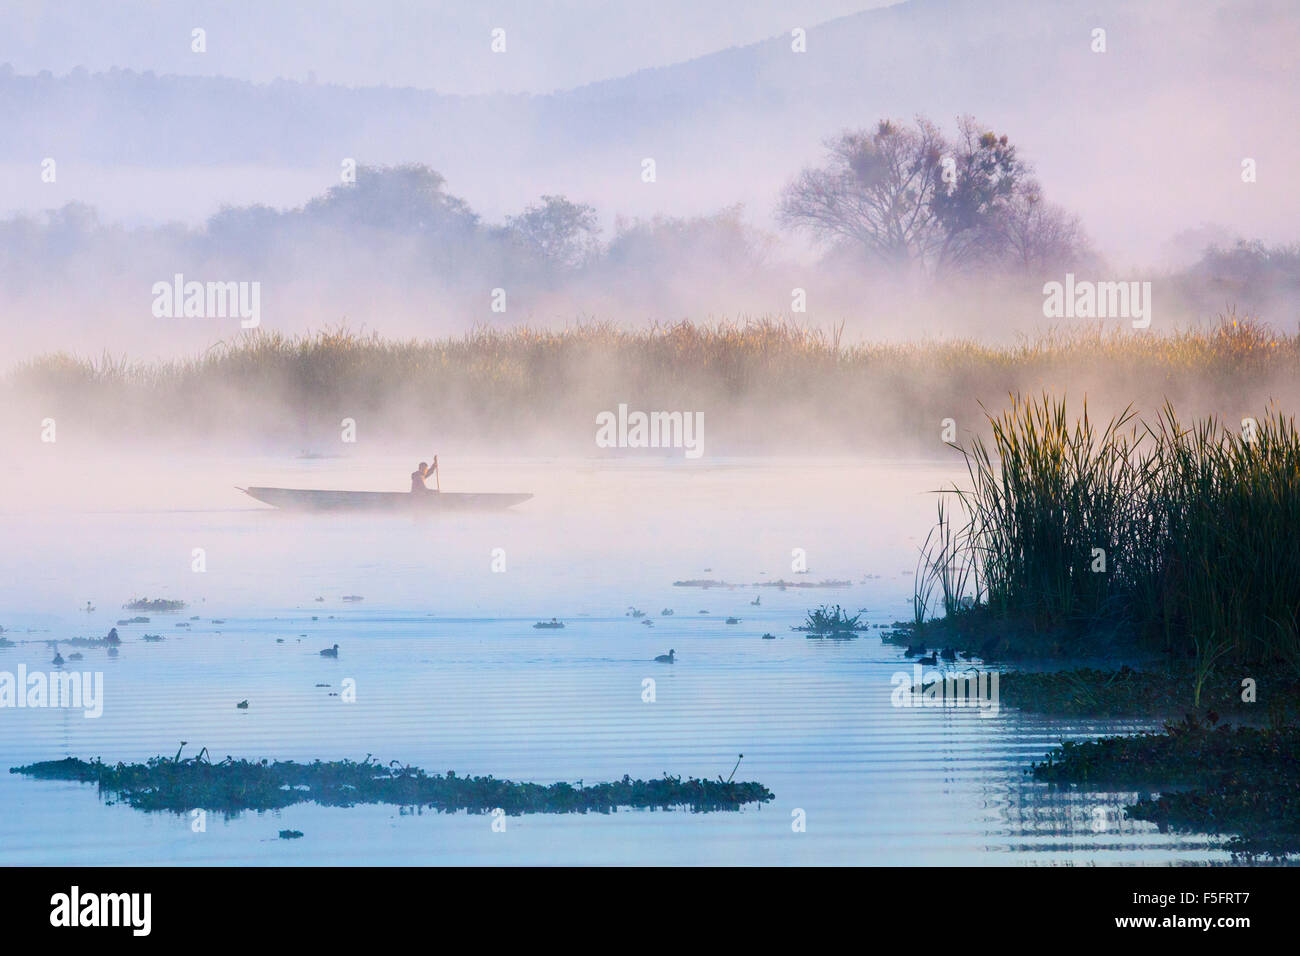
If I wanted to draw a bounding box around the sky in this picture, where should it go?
[0,0,900,94]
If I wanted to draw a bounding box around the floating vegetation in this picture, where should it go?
[115,617,149,625]
[278,829,303,839]
[141,634,165,642]
[1032,715,1300,856]
[792,604,869,635]
[673,578,851,590]
[756,578,851,589]
[65,635,115,647]
[532,619,564,629]
[123,598,186,612]
[10,753,774,817]
[997,666,1300,721]
[341,595,364,602]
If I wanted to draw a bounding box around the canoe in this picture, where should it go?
[240,487,532,512]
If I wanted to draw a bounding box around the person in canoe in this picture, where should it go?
[411,456,439,494]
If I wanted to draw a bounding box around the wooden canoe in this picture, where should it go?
[240,487,532,512]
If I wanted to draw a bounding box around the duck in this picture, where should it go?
[654,649,676,663]
[320,644,339,657]
[940,647,957,661]
[52,646,64,666]
[918,651,938,665]
[236,699,249,709]
[105,627,121,645]
[761,633,776,640]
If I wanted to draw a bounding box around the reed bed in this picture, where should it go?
[4,315,1298,450]
[916,393,1300,682]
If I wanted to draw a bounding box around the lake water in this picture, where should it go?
[0,455,1233,864]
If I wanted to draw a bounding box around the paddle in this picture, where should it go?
[432,454,440,492]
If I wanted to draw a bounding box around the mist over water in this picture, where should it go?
[2,0,1296,870]
[0,455,1230,864]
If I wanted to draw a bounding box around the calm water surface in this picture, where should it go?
[0,456,1233,864]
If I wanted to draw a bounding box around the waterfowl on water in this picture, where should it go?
[320,644,339,657]
[654,649,676,663]
[751,596,761,606]
[236,700,249,709]
[918,651,938,665]
[761,633,776,640]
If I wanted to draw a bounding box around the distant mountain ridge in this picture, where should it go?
[1,0,1296,260]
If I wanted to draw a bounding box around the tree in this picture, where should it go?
[992,180,1090,275]
[505,195,600,271]
[779,118,947,272]
[779,115,1079,277]
[301,163,478,237]
[929,117,1024,271]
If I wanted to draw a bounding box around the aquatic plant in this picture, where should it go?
[1032,714,1300,855]
[914,394,1300,686]
[793,604,868,634]
[10,315,1299,455]
[10,754,775,817]
[997,666,1300,721]
[123,598,187,612]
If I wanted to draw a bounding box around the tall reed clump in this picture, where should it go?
[917,394,1300,683]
